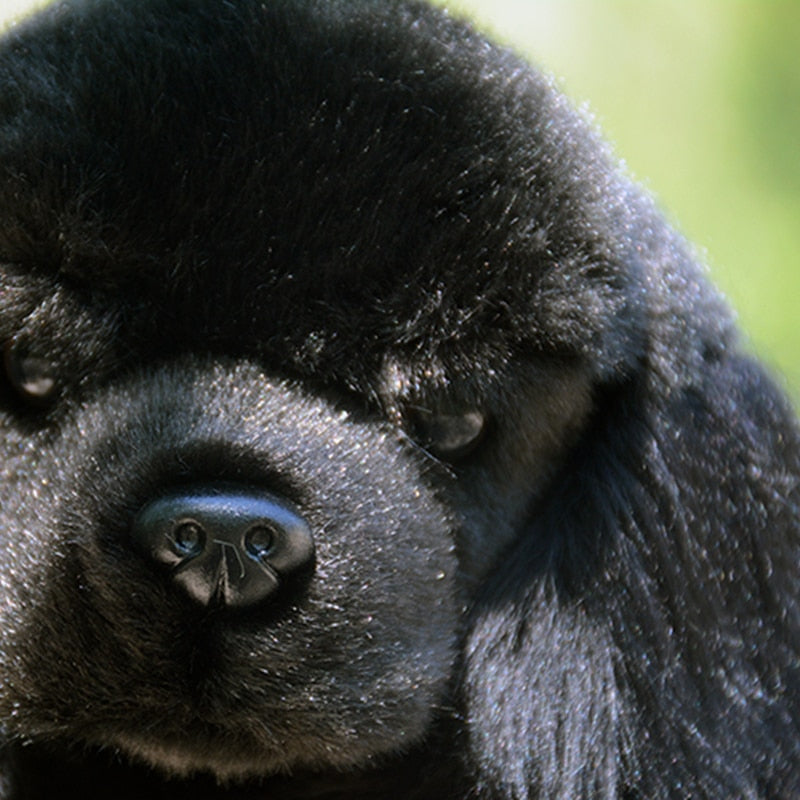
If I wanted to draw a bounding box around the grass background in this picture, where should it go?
[3,0,799,398]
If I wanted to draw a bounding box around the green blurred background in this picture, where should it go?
[3,0,799,398]
[440,0,800,399]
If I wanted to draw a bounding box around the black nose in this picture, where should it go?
[131,485,314,609]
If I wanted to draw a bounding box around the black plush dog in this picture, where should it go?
[0,1,798,798]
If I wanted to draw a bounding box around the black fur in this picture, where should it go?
[0,1,797,797]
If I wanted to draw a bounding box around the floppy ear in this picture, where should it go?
[462,380,635,800]
[463,360,800,799]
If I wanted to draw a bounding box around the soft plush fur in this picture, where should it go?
[0,0,798,797]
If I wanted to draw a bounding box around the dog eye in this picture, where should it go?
[3,341,58,403]
[409,408,486,460]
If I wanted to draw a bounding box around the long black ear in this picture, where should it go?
[463,359,800,799]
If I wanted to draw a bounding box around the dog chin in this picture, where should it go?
[107,728,394,782]
[109,733,296,780]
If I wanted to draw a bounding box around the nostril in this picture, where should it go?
[130,485,315,609]
[172,521,206,558]
[245,525,276,560]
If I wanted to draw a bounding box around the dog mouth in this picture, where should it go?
[96,649,440,781]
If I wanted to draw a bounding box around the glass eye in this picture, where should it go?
[3,341,58,403]
[410,408,486,460]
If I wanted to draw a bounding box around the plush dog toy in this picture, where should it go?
[0,1,797,797]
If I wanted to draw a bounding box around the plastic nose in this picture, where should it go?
[131,485,314,609]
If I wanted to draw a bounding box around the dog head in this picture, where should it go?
[0,0,766,793]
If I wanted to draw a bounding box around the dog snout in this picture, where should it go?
[130,484,315,609]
